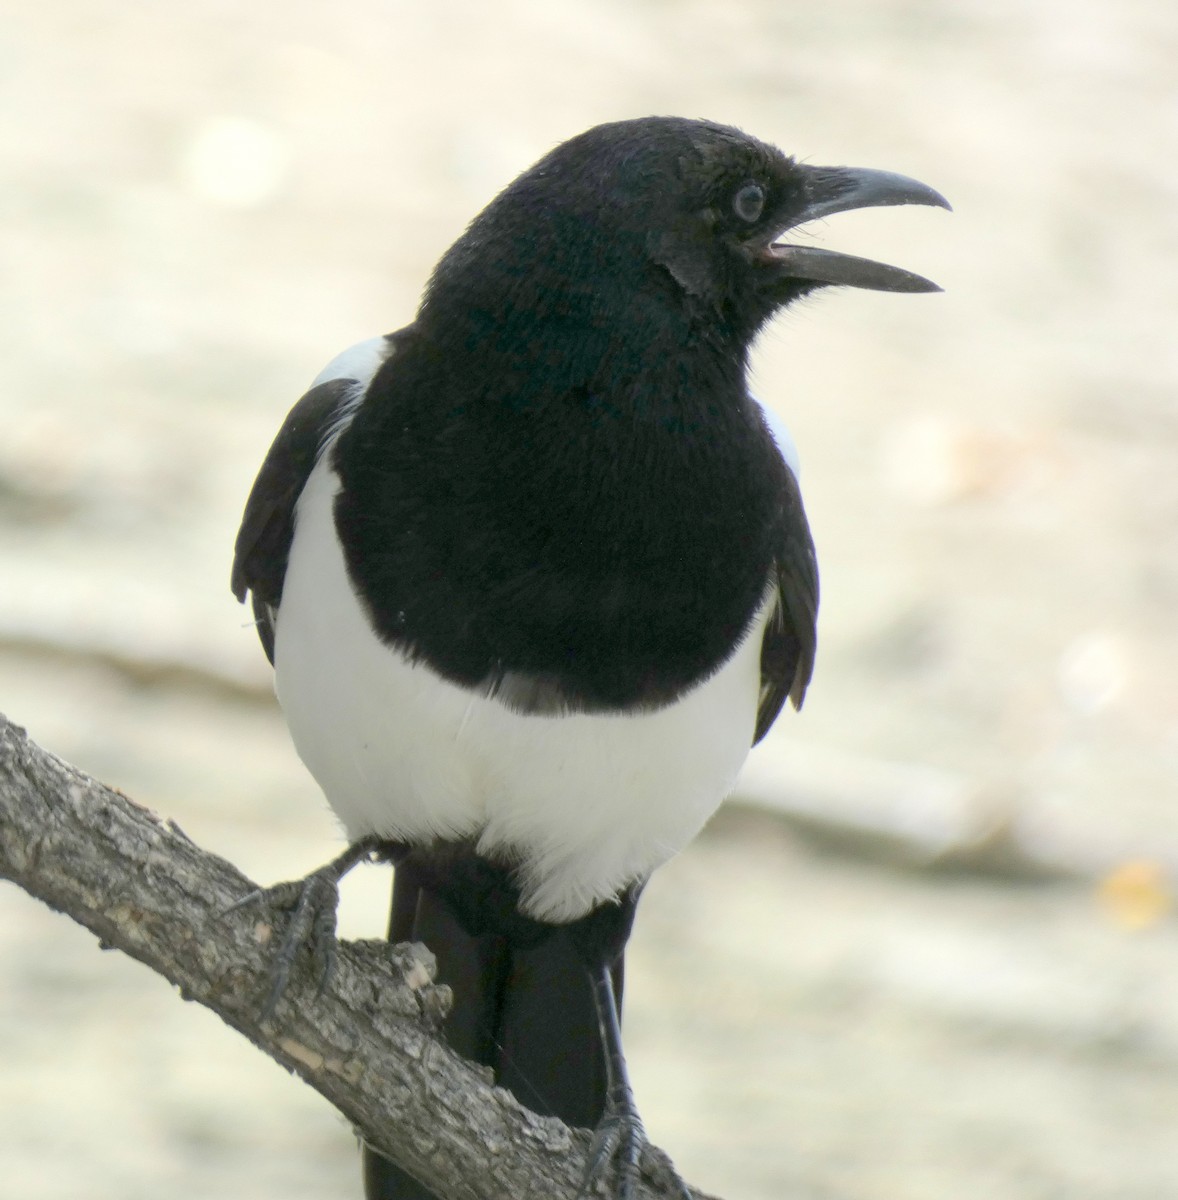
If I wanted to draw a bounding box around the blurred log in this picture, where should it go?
[736,738,1107,880]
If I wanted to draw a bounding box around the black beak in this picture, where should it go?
[765,165,951,293]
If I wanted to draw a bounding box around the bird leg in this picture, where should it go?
[222,836,383,1022]
[579,965,692,1200]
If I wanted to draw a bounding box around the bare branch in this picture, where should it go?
[0,712,712,1200]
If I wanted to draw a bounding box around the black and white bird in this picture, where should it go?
[231,116,947,1199]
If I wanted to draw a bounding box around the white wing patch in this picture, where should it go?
[750,393,801,481]
[310,336,393,460]
[311,336,392,390]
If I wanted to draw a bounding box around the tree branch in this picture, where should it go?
[0,711,712,1200]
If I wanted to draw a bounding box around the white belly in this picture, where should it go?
[273,455,767,924]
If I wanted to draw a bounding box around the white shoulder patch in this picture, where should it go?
[311,336,392,391]
[750,393,801,481]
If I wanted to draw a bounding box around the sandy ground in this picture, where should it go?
[2,1,1177,1197]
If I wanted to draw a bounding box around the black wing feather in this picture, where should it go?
[754,469,819,744]
[231,378,356,664]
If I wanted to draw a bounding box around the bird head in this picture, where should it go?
[645,119,949,326]
[423,116,949,351]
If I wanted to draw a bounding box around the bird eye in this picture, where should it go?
[732,182,765,223]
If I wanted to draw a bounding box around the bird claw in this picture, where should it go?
[578,1106,691,1200]
[224,869,342,1021]
[220,840,378,1022]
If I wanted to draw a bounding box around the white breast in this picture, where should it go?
[272,454,770,924]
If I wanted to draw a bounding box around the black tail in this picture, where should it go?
[363,859,623,1198]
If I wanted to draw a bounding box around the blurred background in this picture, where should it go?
[2,1,1177,1197]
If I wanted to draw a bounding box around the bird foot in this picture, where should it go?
[578,1097,692,1200]
[221,839,379,1022]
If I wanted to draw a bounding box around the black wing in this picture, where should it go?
[231,378,356,664]
[754,468,819,744]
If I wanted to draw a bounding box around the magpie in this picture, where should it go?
[231,116,947,1199]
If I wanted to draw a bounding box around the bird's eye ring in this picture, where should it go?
[732,182,765,223]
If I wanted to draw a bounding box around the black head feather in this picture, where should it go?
[420,117,818,350]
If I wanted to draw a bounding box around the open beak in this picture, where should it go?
[764,165,951,293]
